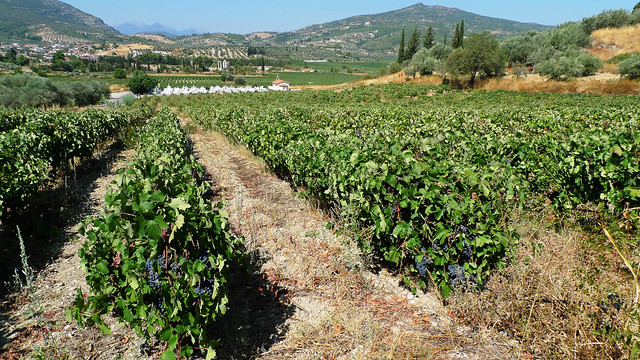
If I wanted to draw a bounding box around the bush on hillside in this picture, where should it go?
[581,9,640,34]
[410,49,440,76]
[388,62,402,74]
[233,76,247,85]
[618,54,640,79]
[534,49,602,80]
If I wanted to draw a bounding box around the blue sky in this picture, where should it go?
[63,0,639,34]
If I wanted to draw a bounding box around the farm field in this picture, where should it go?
[152,72,363,88]
[294,60,390,73]
[1,83,639,359]
[44,67,366,92]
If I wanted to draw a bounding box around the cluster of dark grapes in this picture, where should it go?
[461,243,472,260]
[194,279,215,297]
[170,262,181,273]
[152,295,166,315]
[457,225,474,260]
[197,249,210,264]
[447,264,466,287]
[144,259,154,272]
[414,250,433,278]
[157,254,166,269]
[144,255,169,290]
[390,201,398,221]
[149,272,161,289]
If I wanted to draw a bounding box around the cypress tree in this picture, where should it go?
[397,29,406,64]
[452,24,460,49]
[423,26,435,49]
[406,27,421,62]
[459,20,465,48]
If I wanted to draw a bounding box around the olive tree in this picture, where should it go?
[410,49,440,76]
[127,71,158,96]
[618,54,640,79]
[446,32,506,86]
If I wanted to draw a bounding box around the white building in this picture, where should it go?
[269,76,290,91]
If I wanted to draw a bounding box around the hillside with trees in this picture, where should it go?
[391,2,640,87]
[0,0,120,43]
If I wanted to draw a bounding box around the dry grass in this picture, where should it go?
[109,84,128,93]
[602,62,619,74]
[477,77,639,95]
[304,71,639,95]
[95,43,153,57]
[449,205,639,359]
[298,71,410,91]
[590,25,640,60]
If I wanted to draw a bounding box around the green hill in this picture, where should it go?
[173,3,552,60]
[0,0,120,44]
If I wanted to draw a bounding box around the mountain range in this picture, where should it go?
[115,22,201,37]
[0,1,553,60]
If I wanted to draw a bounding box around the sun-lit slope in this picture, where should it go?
[590,24,640,60]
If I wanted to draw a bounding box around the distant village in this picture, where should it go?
[0,42,295,75]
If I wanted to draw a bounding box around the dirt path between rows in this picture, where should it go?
[187,121,515,359]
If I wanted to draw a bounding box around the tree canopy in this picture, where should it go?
[405,28,421,62]
[423,26,435,50]
[127,71,158,96]
[446,32,506,86]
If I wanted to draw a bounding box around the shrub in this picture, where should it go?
[577,52,603,75]
[388,62,402,74]
[233,76,247,85]
[113,68,127,79]
[534,50,603,80]
[0,74,63,108]
[549,22,590,50]
[426,43,454,61]
[618,54,640,79]
[403,65,417,78]
[127,71,159,96]
[410,49,440,76]
[0,62,19,70]
[122,94,136,106]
